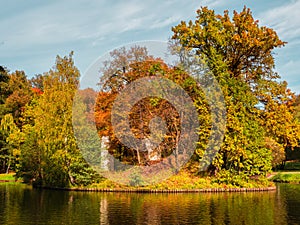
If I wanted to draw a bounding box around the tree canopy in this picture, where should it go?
[172,7,300,178]
[0,6,299,188]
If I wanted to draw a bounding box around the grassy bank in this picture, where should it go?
[36,172,275,192]
[86,171,274,190]
[3,171,274,191]
[0,173,22,183]
[271,172,300,184]
[283,161,300,170]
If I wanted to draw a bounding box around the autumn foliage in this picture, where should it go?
[172,6,300,176]
[94,51,200,166]
[0,6,299,188]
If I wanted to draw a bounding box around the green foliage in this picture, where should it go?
[16,125,41,183]
[0,173,19,181]
[17,52,97,187]
[212,169,271,188]
[213,170,249,187]
[282,161,300,171]
[150,171,211,189]
[129,170,144,186]
[0,68,33,173]
[265,137,286,168]
[172,6,300,180]
[272,173,300,183]
[0,114,22,173]
[0,6,299,189]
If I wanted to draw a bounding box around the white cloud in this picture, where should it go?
[254,0,300,93]
[1,0,299,95]
[150,16,181,29]
[259,0,300,41]
[276,59,299,80]
[0,0,200,52]
[290,84,300,94]
[0,0,202,70]
[200,0,227,8]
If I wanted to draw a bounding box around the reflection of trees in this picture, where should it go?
[0,185,292,224]
[103,191,289,225]
[278,184,300,224]
[100,198,108,224]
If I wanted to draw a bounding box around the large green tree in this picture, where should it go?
[0,114,22,173]
[172,7,300,178]
[18,52,96,187]
[0,67,32,173]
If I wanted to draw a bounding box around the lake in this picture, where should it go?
[0,183,299,224]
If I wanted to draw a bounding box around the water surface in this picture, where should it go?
[0,183,299,224]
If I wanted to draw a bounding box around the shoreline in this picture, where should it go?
[0,173,277,193]
[0,180,13,183]
[35,186,277,193]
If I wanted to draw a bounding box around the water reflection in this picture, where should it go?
[1,183,300,224]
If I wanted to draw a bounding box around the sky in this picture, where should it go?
[1,0,300,93]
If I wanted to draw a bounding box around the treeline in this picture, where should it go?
[95,7,300,184]
[0,6,300,187]
[0,53,99,187]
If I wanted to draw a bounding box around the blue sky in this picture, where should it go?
[1,0,300,93]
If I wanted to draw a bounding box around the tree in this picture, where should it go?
[95,49,179,165]
[294,94,300,119]
[171,6,300,177]
[0,66,10,110]
[0,114,22,173]
[0,68,32,173]
[95,46,208,171]
[4,70,33,127]
[30,74,45,91]
[18,52,97,187]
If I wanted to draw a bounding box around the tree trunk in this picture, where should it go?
[136,150,141,165]
[6,160,10,174]
[68,171,75,185]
